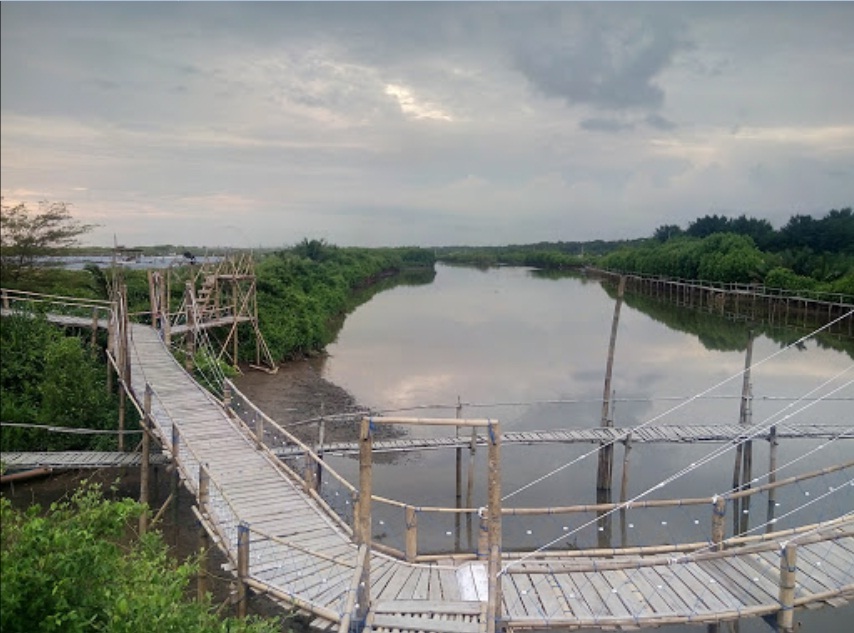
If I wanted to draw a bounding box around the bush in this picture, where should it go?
[0,483,279,633]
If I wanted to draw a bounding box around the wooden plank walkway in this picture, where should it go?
[274,424,852,458]
[117,322,854,632]
[4,292,851,633]
[0,451,169,470]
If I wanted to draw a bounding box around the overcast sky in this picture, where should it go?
[2,2,853,248]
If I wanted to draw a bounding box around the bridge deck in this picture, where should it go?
[119,322,854,631]
[275,423,851,459]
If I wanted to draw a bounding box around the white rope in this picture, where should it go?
[501,309,853,502]
[500,365,854,574]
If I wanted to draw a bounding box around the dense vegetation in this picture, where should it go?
[602,208,854,294]
[0,483,279,633]
[0,313,125,452]
[255,241,435,359]
[435,238,641,269]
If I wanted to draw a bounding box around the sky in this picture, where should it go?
[2,2,853,248]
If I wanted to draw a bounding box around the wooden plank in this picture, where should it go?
[369,612,480,633]
[372,600,483,615]
[438,566,461,602]
[623,566,682,617]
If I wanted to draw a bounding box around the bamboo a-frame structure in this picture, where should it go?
[147,253,277,373]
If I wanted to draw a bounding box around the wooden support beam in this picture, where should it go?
[237,522,250,618]
[139,383,152,536]
[598,275,625,491]
[405,505,418,562]
[711,496,726,550]
[778,542,798,633]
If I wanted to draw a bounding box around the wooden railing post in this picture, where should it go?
[711,496,726,550]
[237,522,250,618]
[303,453,316,493]
[90,307,98,349]
[171,423,180,529]
[777,542,798,632]
[357,418,373,546]
[405,505,418,562]
[199,463,210,510]
[254,411,264,449]
[477,508,489,559]
[139,383,152,535]
[314,410,325,491]
[223,382,232,413]
[486,420,502,633]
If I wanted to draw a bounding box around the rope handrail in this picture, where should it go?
[0,287,113,308]
[589,268,854,305]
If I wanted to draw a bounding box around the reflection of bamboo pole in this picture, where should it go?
[598,276,626,491]
[486,421,502,633]
[732,331,754,533]
[767,425,778,533]
[455,396,462,552]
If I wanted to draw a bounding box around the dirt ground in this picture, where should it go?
[1,358,380,632]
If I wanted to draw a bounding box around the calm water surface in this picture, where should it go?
[245,264,854,632]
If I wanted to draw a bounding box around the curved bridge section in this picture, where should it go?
[2,288,852,633]
[123,323,854,633]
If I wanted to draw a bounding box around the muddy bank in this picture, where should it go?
[233,356,402,445]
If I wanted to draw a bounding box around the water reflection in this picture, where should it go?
[316,264,852,541]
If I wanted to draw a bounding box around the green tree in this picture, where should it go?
[0,199,95,283]
[1,483,279,633]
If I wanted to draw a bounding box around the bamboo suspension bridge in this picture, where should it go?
[2,268,853,633]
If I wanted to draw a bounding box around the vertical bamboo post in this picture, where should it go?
[90,307,98,349]
[405,505,418,562]
[477,509,489,559]
[455,396,463,551]
[486,420,502,633]
[314,406,325,492]
[767,425,779,533]
[711,496,726,551]
[171,423,180,533]
[357,418,373,546]
[1,289,8,309]
[139,383,152,535]
[223,382,232,414]
[356,418,373,619]
[197,464,210,601]
[732,330,754,529]
[598,275,625,491]
[148,270,157,327]
[254,411,264,449]
[197,525,210,602]
[778,542,798,633]
[161,271,171,346]
[237,522,250,618]
[117,387,126,452]
[185,281,196,372]
[303,453,315,493]
[619,432,632,504]
[232,282,239,365]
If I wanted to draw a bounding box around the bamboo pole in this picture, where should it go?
[237,522,249,618]
[777,543,798,633]
[139,383,152,535]
[356,418,373,620]
[711,496,726,551]
[598,275,625,491]
[197,525,209,602]
[486,420,502,633]
[405,505,418,562]
[767,425,778,533]
[170,423,180,534]
[315,405,325,492]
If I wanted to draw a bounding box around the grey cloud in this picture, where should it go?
[580,118,635,133]
[513,13,690,111]
[645,114,676,130]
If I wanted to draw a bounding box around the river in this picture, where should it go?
[236,263,853,633]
